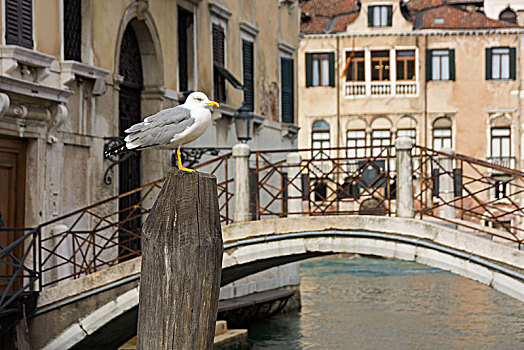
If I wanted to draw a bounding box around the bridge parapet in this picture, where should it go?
[2,142,524,314]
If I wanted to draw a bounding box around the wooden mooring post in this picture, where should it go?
[137,170,223,350]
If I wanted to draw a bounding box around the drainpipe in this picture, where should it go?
[423,34,428,148]
[336,35,341,151]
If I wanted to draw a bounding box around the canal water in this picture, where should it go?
[248,255,524,349]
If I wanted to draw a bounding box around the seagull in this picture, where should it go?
[105,91,219,172]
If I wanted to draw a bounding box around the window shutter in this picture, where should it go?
[281,57,294,124]
[212,24,225,66]
[368,7,374,27]
[485,48,492,80]
[328,52,335,87]
[20,0,33,48]
[509,47,516,80]
[305,53,312,87]
[386,6,393,26]
[242,40,254,111]
[425,49,432,81]
[5,0,33,49]
[449,49,455,81]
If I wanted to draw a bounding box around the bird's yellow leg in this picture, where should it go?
[177,148,195,172]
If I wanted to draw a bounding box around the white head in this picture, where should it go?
[184,92,219,108]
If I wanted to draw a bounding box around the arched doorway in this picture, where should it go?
[118,24,143,257]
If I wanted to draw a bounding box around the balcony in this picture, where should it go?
[487,156,516,169]
[343,81,417,97]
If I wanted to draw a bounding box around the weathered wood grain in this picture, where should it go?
[137,169,223,350]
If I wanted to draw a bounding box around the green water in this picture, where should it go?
[248,256,524,349]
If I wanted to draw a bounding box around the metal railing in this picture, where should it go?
[251,145,396,218]
[3,144,524,313]
[0,228,39,313]
[414,146,524,248]
[0,152,233,313]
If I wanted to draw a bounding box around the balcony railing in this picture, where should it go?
[344,82,366,96]
[344,81,418,97]
[487,156,516,169]
[370,82,391,96]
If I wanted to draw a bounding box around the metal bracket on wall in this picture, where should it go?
[103,137,138,185]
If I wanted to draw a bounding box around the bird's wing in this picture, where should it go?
[124,106,196,148]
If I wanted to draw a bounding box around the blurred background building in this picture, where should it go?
[298,0,524,173]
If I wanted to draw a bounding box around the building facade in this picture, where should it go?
[298,0,524,169]
[0,0,300,231]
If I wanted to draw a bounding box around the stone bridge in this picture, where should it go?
[29,215,524,350]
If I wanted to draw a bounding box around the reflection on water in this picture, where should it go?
[249,256,524,349]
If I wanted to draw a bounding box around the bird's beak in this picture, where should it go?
[205,101,219,108]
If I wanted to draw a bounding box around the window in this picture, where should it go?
[281,57,294,123]
[427,49,455,81]
[242,40,254,111]
[371,51,390,81]
[371,129,391,156]
[499,8,517,24]
[368,5,392,27]
[432,117,452,150]
[178,7,195,92]
[486,47,516,80]
[347,130,366,158]
[345,51,365,82]
[64,0,82,61]
[396,50,415,80]
[397,128,416,141]
[5,0,33,49]
[212,24,226,102]
[305,52,335,87]
[312,120,330,150]
[491,127,511,159]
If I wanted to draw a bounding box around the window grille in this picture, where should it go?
[64,0,82,61]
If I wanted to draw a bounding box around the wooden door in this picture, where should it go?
[0,137,26,291]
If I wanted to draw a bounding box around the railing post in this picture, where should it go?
[233,143,251,222]
[395,136,414,218]
[286,152,303,217]
[439,148,456,220]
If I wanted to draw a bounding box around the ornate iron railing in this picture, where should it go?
[414,146,524,249]
[251,145,396,218]
[0,228,39,313]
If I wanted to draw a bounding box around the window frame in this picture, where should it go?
[396,50,416,81]
[368,5,393,28]
[486,47,516,80]
[490,127,511,158]
[347,129,366,158]
[371,51,390,81]
[345,51,365,82]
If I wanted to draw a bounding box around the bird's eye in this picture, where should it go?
[195,97,203,101]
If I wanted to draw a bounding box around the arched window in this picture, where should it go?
[312,120,330,148]
[312,120,330,159]
[432,117,452,150]
[500,8,517,24]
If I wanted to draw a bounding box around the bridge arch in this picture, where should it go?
[222,216,524,301]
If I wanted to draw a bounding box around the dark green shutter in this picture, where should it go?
[386,6,393,26]
[5,0,33,49]
[281,57,294,124]
[449,49,455,81]
[425,49,432,81]
[486,48,492,80]
[328,52,335,87]
[510,47,516,80]
[242,40,254,111]
[368,7,374,27]
[305,53,312,87]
